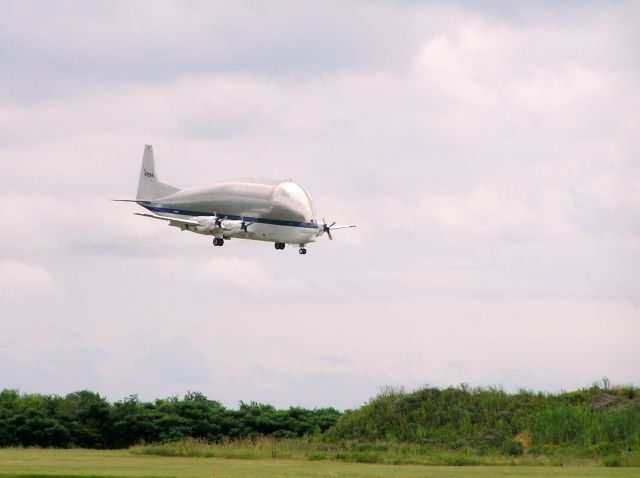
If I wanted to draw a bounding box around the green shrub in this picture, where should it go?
[353,452,381,463]
[603,456,621,467]
[442,455,481,466]
[502,439,524,456]
[528,446,543,455]
[594,442,618,456]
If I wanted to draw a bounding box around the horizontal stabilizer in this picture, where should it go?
[133,212,200,227]
[110,199,151,204]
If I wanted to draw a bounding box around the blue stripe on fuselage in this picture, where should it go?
[143,205,319,229]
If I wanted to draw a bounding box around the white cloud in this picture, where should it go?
[1,0,639,406]
[0,260,59,301]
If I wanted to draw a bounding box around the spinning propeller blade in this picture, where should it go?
[322,218,337,240]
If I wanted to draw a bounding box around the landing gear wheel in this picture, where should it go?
[213,238,224,246]
[298,248,307,255]
[274,242,285,250]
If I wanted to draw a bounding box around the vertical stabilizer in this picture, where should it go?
[136,145,180,200]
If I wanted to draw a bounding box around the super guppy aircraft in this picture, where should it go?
[115,145,356,254]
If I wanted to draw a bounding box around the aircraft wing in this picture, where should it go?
[133,212,200,228]
[329,224,357,230]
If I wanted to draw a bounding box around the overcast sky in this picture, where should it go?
[1,0,639,409]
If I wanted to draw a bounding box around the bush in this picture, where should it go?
[353,452,381,463]
[528,446,543,455]
[594,442,618,456]
[334,451,381,463]
[442,455,481,466]
[603,456,621,467]
[502,439,524,456]
[308,452,326,461]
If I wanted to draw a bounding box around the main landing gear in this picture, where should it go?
[213,237,224,246]
[274,242,306,254]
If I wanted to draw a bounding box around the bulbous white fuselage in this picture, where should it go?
[144,179,320,245]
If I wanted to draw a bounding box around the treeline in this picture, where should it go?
[0,390,340,449]
[2,383,639,454]
[326,384,640,454]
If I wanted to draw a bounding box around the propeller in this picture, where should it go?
[240,216,253,233]
[322,218,336,240]
[213,212,224,228]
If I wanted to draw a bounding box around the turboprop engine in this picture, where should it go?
[193,215,224,234]
[192,214,252,235]
[221,217,252,234]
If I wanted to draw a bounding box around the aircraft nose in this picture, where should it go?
[272,181,315,221]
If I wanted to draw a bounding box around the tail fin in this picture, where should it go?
[136,145,180,200]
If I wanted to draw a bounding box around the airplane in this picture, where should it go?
[114,145,356,254]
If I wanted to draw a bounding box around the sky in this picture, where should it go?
[1,0,639,410]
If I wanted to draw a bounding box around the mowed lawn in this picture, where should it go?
[0,449,636,478]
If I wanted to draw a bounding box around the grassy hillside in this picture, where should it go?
[325,384,640,456]
[133,383,640,467]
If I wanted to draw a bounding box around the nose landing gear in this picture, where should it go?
[298,247,307,255]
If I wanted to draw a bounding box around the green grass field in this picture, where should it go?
[0,449,638,478]
[129,437,640,467]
